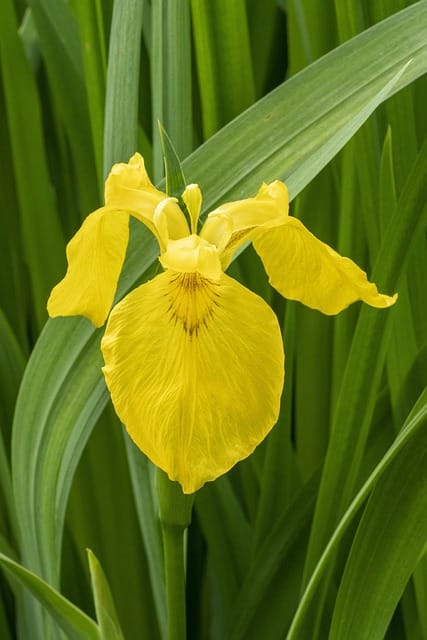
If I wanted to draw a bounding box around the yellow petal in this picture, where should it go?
[101,271,284,493]
[105,153,189,248]
[104,153,167,233]
[182,183,202,233]
[254,217,397,314]
[159,235,222,280]
[47,208,129,327]
[153,197,190,251]
[201,180,288,268]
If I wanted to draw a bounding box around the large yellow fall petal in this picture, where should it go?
[254,217,397,314]
[47,208,129,327]
[101,271,284,493]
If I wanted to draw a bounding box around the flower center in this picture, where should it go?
[167,272,220,337]
[160,234,222,280]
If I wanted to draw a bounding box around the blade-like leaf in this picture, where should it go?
[229,474,318,640]
[303,133,427,589]
[123,437,167,639]
[287,387,427,639]
[87,549,124,640]
[72,0,107,186]
[151,0,193,180]
[191,0,255,137]
[158,122,187,198]
[103,0,144,175]
[27,0,100,215]
[195,477,251,625]
[0,553,99,640]
[329,392,427,639]
[0,0,65,328]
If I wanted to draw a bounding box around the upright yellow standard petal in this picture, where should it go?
[101,271,284,493]
[254,217,397,314]
[47,208,129,327]
[182,183,202,233]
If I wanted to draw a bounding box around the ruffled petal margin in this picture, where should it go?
[47,208,129,327]
[101,271,284,493]
[254,217,397,314]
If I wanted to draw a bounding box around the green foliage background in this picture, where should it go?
[0,0,427,638]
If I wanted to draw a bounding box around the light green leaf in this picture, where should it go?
[151,0,193,180]
[158,122,187,198]
[191,0,255,137]
[72,0,107,186]
[87,549,124,640]
[103,0,144,175]
[0,552,99,640]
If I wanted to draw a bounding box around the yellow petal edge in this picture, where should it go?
[254,217,397,314]
[47,208,130,327]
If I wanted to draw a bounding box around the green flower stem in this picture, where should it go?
[157,470,194,640]
[162,524,187,640]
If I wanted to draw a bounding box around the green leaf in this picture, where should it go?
[72,0,107,186]
[87,549,124,640]
[303,131,427,590]
[287,387,427,639]
[229,474,318,640]
[151,0,193,181]
[66,407,160,639]
[0,0,65,328]
[0,309,23,545]
[103,0,144,175]
[0,308,25,444]
[329,392,427,639]
[123,438,167,639]
[158,122,187,198]
[195,477,251,627]
[190,0,255,137]
[0,552,100,640]
[27,0,100,214]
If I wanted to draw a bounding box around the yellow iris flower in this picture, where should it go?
[47,153,396,494]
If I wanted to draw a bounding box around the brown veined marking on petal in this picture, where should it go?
[225,226,257,252]
[166,272,220,338]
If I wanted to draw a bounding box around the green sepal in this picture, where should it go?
[157,121,195,232]
[156,469,194,529]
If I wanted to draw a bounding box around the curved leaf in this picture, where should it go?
[329,391,427,639]
[0,552,99,640]
[287,388,427,639]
